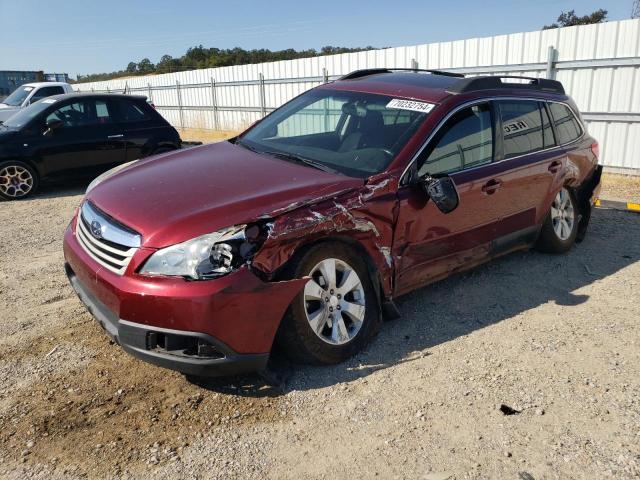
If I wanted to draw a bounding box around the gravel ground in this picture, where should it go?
[0,183,639,480]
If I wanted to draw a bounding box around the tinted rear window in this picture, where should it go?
[498,100,545,159]
[549,103,582,145]
[31,86,65,102]
[113,99,149,122]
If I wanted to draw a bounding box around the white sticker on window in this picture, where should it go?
[42,99,57,104]
[504,121,528,133]
[23,87,34,92]
[386,98,435,114]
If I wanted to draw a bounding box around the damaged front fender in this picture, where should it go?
[251,177,398,298]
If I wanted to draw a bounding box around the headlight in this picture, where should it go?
[139,224,266,280]
[86,160,139,194]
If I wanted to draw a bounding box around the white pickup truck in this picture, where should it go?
[0,82,74,123]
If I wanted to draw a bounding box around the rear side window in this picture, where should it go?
[549,103,582,145]
[31,86,65,103]
[113,99,149,122]
[418,102,493,176]
[498,100,547,158]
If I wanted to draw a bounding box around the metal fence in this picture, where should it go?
[74,19,640,174]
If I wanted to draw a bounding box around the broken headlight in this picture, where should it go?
[139,224,266,280]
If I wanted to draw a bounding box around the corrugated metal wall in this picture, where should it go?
[74,19,640,173]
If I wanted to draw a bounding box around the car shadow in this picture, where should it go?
[188,208,640,396]
[35,179,89,199]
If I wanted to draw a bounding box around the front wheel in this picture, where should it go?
[0,161,39,200]
[536,187,579,253]
[276,243,381,365]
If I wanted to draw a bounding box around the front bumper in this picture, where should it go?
[66,263,269,376]
[63,219,306,377]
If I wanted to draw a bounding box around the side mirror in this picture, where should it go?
[421,176,459,214]
[44,117,63,135]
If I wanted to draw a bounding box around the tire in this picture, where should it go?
[536,187,579,253]
[0,161,39,200]
[276,242,381,365]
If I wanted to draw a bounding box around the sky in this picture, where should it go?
[0,0,632,78]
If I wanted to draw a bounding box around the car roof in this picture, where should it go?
[21,82,70,88]
[322,70,568,104]
[322,71,459,103]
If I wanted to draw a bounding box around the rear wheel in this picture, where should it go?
[536,187,579,253]
[0,161,38,200]
[277,243,381,365]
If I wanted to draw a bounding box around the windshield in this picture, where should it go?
[239,89,433,178]
[3,100,54,129]
[2,86,34,107]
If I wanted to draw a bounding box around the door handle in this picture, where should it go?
[481,179,502,195]
[548,160,562,173]
[107,134,124,139]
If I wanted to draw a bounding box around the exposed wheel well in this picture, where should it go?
[274,235,387,308]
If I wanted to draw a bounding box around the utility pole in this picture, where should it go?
[633,0,640,18]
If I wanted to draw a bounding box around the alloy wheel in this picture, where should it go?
[0,165,34,198]
[303,258,366,345]
[550,188,575,241]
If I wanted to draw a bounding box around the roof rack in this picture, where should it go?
[448,75,565,95]
[339,68,465,80]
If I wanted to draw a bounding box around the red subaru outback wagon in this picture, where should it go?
[63,69,602,377]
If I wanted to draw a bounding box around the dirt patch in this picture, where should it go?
[178,128,239,144]
[600,173,640,203]
[0,322,283,478]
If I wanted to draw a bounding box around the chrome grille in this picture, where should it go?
[75,202,141,275]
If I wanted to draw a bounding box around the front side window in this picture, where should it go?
[549,103,582,145]
[498,100,546,159]
[418,102,493,177]
[47,101,89,127]
[239,90,432,178]
[46,100,113,127]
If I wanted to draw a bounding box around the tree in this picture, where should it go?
[137,58,155,74]
[543,9,608,29]
[77,44,378,82]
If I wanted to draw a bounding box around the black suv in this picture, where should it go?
[0,93,181,200]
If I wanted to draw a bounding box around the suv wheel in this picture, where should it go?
[0,161,39,200]
[537,187,579,253]
[277,243,381,365]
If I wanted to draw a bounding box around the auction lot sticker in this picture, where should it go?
[386,98,435,113]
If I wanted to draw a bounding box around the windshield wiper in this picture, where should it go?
[263,151,339,174]
[235,138,260,153]
[236,139,338,174]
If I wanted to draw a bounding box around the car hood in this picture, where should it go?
[87,141,363,248]
[0,106,19,122]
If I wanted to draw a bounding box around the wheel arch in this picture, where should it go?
[268,234,388,308]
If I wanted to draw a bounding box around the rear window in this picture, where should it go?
[113,99,149,122]
[31,86,65,103]
[498,100,546,159]
[549,103,582,145]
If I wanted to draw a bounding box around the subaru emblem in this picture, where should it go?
[90,220,103,239]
